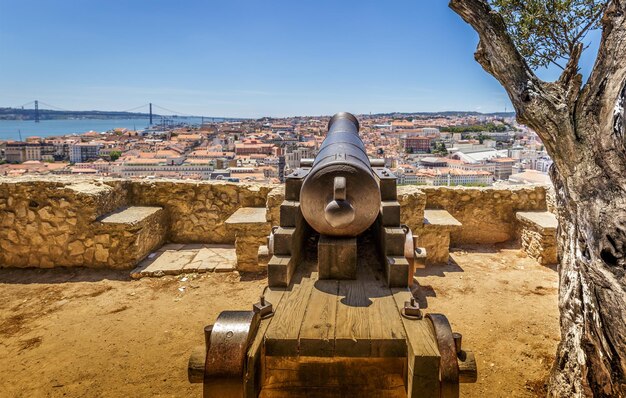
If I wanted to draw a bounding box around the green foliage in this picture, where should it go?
[441,122,509,133]
[432,142,449,155]
[490,0,606,69]
[109,151,122,161]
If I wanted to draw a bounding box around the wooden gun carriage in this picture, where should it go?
[188,112,477,397]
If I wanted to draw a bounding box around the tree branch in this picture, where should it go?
[581,0,626,104]
[449,0,535,110]
[558,42,584,109]
[571,3,607,45]
[577,0,626,174]
[449,0,582,171]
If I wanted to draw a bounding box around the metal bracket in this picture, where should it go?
[426,313,460,398]
[402,296,422,320]
[252,295,274,319]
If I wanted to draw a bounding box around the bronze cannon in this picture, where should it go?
[188,112,477,397]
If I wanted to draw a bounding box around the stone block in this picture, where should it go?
[140,250,196,276]
[284,168,310,201]
[273,227,295,256]
[380,201,401,226]
[234,235,267,272]
[268,255,295,287]
[383,227,406,256]
[257,245,270,268]
[423,210,462,230]
[417,229,451,265]
[279,201,301,228]
[265,185,285,226]
[225,207,272,271]
[96,206,167,269]
[516,211,558,265]
[318,236,357,280]
[373,167,397,201]
[225,207,270,237]
[385,256,410,288]
[417,210,463,265]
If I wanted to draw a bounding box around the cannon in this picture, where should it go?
[188,112,477,397]
[300,112,380,237]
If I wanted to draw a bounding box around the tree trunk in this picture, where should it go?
[449,0,626,396]
[549,162,626,397]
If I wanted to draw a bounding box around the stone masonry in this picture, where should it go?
[0,176,554,270]
[516,211,558,265]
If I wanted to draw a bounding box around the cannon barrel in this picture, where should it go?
[300,112,381,237]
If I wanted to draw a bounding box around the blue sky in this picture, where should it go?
[0,0,601,118]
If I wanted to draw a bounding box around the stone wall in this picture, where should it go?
[0,176,550,269]
[0,177,272,269]
[0,178,130,268]
[419,185,548,245]
[128,180,273,244]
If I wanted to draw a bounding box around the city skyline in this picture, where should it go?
[0,1,601,118]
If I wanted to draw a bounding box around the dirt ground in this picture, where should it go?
[0,244,559,398]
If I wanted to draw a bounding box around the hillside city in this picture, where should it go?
[0,113,552,186]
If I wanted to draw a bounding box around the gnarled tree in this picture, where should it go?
[449,0,626,396]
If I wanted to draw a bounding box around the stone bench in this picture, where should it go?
[516,211,558,265]
[225,207,271,272]
[94,206,167,269]
[417,210,462,265]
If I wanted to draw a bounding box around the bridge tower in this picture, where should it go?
[149,103,153,125]
[34,100,40,123]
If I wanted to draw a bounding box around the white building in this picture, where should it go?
[74,159,110,173]
[70,142,102,163]
[110,158,216,179]
[285,146,315,171]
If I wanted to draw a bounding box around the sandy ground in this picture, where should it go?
[0,244,559,398]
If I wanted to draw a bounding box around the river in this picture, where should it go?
[0,117,209,140]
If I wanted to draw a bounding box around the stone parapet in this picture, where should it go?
[0,177,129,268]
[0,176,552,269]
[129,179,273,244]
[419,185,548,245]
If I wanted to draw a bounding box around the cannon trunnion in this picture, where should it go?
[188,113,477,397]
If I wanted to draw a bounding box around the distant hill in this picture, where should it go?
[366,111,516,118]
[0,107,516,121]
[0,107,158,121]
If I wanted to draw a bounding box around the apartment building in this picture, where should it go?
[70,142,102,163]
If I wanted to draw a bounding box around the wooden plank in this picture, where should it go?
[261,356,405,395]
[334,266,371,357]
[244,286,286,398]
[265,261,317,356]
[298,279,339,356]
[391,288,441,398]
[361,266,406,357]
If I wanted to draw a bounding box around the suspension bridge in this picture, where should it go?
[10,101,227,124]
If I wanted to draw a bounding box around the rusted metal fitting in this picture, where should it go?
[204,324,213,349]
[453,332,462,355]
[253,295,274,319]
[402,297,422,319]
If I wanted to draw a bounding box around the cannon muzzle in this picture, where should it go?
[300,112,381,237]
